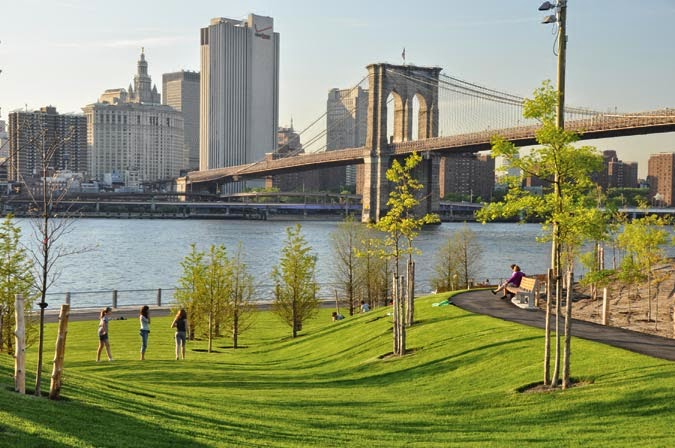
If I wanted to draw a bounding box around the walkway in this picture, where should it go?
[452,290,675,362]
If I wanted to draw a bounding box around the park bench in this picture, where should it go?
[506,276,538,310]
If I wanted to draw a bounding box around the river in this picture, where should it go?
[13,218,561,309]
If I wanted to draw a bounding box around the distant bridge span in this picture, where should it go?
[185,110,675,183]
[181,62,675,222]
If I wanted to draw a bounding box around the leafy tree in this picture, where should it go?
[431,225,482,291]
[476,81,604,389]
[371,151,439,355]
[616,213,671,327]
[330,216,365,315]
[0,215,36,354]
[174,244,206,340]
[200,245,229,352]
[272,224,319,338]
[13,122,90,396]
[174,244,229,352]
[223,244,256,349]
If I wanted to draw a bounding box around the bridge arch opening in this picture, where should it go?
[386,91,405,143]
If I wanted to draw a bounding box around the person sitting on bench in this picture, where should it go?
[492,264,525,299]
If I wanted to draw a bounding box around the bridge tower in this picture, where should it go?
[361,63,442,223]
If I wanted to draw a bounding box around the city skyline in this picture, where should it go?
[1,0,674,177]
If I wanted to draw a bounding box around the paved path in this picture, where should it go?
[452,289,675,362]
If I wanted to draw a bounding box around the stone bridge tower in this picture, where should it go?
[361,63,442,223]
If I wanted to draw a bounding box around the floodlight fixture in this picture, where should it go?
[538,1,556,11]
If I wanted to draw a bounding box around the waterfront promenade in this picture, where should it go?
[452,289,675,362]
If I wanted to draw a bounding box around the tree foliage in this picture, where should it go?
[476,80,605,389]
[371,151,439,355]
[330,216,365,316]
[272,224,319,338]
[223,244,256,349]
[431,225,482,291]
[0,215,36,354]
[616,213,672,324]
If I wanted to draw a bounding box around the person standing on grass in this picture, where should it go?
[171,309,188,360]
[139,305,150,360]
[97,307,113,362]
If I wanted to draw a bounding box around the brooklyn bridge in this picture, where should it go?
[179,63,675,222]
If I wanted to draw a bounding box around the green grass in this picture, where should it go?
[1,293,674,447]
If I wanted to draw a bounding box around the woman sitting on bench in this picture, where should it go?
[492,264,525,299]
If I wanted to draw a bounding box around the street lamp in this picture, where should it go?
[539,0,567,130]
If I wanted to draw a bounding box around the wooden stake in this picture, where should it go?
[14,294,25,394]
[49,304,70,400]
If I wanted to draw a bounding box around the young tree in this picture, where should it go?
[0,215,36,354]
[200,245,229,352]
[174,244,206,340]
[223,244,256,349]
[616,213,671,328]
[476,81,604,389]
[371,151,439,356]
[272,224,319,338]
[330,216,365,315]
[174,244,229,352]
[431,225,482,292]
[15,123,89,396]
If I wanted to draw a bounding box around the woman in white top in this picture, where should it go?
[139,305,150,360]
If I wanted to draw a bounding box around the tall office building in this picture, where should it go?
[82,50,184,185]
[163,71,200,171]
[647,152,675,206]
[326,86,368,189]
[8,106,87,182]
[0,119,8,159]
[200,14,280,192]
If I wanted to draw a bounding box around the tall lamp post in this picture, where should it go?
[539,0,568,129]
[538,0,568,388]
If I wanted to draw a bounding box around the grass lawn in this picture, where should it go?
[1,292,674,447]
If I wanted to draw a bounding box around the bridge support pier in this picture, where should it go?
[361,153,390,223]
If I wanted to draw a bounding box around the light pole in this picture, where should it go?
[538,0,568,388]
[539,0,568,130]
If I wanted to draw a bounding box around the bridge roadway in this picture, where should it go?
[185,110,675,184]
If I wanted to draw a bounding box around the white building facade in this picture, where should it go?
[83,50,184,184]
[200,14,279,191]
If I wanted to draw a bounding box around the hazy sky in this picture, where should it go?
[1,0,674,177]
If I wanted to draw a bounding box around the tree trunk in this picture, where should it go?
[49,304,70,400]
[544,268,552,386]
[392,274,399,355]
[406,260,415,327]
[602,287,609,326]
[233,312,239,349]
[562,271,573,390]
[398,274,406,356]
[14,294,25,394]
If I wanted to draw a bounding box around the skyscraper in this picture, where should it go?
[8,106,87,182]
[82,50,184,186]
[326,86,368,189]
[163,71,200,171]
[200,14,280,192]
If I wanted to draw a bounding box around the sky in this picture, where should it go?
[1,0,674,178]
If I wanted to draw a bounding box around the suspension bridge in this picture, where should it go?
[179,63,675,222]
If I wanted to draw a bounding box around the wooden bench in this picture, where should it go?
[506,277,538,310]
